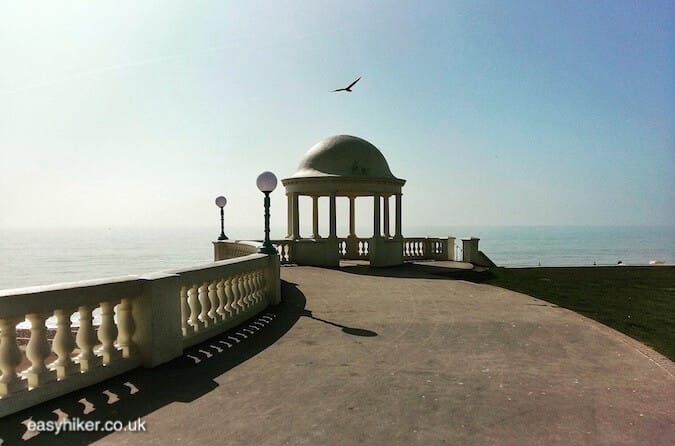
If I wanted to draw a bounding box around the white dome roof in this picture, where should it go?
[290,135,397,179]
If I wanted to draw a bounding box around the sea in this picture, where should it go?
[1,225,673,291]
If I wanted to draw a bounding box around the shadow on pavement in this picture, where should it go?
[300,309,378,337]
[0,279,307,445]
[336,262,495,283]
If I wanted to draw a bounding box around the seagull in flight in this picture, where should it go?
[332,76,361,92]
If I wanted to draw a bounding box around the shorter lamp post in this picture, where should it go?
[215,195,228,240]
[256,171,278,255]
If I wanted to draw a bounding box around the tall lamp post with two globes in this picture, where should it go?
[215,195,228,241]
[256,171,278,255]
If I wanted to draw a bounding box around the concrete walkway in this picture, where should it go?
[2,264,673,445]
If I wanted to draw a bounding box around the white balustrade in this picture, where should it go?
[171,253,280,348]
[213,240,259,261]
[0,247,281,418]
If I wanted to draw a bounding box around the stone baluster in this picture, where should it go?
[224,278,235,317]
[215,279,227,321]
[234,274,245,313]
[187,285,203,331]
[237,273,246,312]
[180,286,192,336]
[249,272,257,307]
[24,313,56,387]
[245,272,255,308]
[208,281,219,323]
[116,298,136,358]
[51,309,78,378]
[198,283,211,327]
[237,274,247,311]
[98,301,122,365]
[76,305,102,371]
[0,317,26,396]
[239,273,249,310]
[250,271,260,306]
[254,270,264,304]
[238,273,248,310]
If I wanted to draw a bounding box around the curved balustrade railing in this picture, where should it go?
[171,256,276,348]
[212,240,259,260]
[0,251,280,418]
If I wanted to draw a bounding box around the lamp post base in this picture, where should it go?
[218,234,229,241]
[258,244,278,255]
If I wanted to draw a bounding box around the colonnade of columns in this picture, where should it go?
[287,193,402,240]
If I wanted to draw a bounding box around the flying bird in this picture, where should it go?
[332,76,361,92]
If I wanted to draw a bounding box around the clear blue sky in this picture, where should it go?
[1,1,673,237]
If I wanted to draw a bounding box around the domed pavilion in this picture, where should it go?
[281,134,407,267]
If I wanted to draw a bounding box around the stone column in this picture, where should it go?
[373,195,381,238]
[349,196,356,237]
[291,193,300,239]
[395,193,402,238]
[383,195,390,238]
[312,195,320,239]
[286,193,292,238]
[329,194,337,238]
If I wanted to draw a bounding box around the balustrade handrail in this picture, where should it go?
[0,276,144,318]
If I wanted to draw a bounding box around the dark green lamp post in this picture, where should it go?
[256,171,278,255]
[215,195,228,240]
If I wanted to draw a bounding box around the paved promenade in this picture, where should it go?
[2,263,673,445]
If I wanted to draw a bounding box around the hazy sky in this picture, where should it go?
[1,1,673,238]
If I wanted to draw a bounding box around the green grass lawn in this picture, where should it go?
[470,266,675,361]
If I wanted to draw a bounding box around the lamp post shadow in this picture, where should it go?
[300,309,378,337]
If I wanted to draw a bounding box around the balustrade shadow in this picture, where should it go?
[336,262,494,282]
[0,280,307,445]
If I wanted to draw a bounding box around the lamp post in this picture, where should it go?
[215,195,228,240]
[256,171,278,255]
